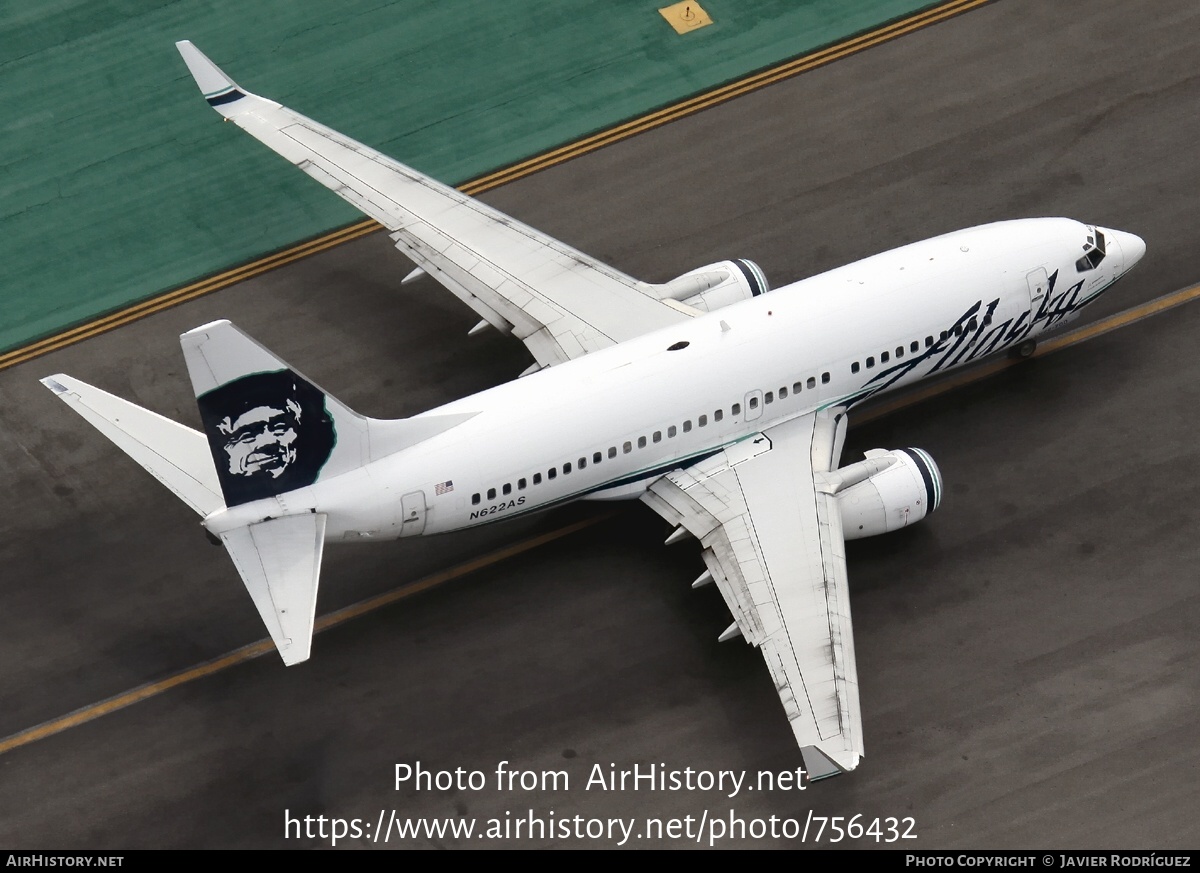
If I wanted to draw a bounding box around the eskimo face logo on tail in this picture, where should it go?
[198,370,336,506]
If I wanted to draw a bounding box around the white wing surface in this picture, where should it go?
[41,374,223,517]
[221,513,327,666]
[175,41,696,369]
[641,410,863,775]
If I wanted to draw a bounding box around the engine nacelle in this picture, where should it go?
[837,448,941,541]
[653,259,769,313]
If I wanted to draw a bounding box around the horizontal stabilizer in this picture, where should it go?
[221,513,327,665]
[41,375,223,516]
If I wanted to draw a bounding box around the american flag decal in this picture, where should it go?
[435,480,454,495]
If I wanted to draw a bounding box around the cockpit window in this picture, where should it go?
[1075,227,1107,272]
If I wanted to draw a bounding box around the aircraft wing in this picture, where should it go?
[641,409,864,777]
[175,41,697,370]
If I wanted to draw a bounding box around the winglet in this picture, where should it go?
[175,40,248,109]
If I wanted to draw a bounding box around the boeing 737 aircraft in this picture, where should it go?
[42,42,1145,779]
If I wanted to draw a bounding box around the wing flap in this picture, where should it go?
[643,413,863,773]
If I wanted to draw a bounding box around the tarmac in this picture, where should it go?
[0,0,1198,849]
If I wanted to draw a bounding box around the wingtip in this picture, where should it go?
[41,374,69,395]
[175,40,246,108]
[278,643,312,666]
[800,744,859,782]
[180,318,233,342]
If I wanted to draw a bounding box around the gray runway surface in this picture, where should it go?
[2,0,1198,849]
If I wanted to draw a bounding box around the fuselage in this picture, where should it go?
[204,218,1143,541]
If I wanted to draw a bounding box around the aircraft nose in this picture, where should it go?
[1106,228,1146,272]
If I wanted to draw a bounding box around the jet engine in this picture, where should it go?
[836,448,941,540]
[653,259,769,312]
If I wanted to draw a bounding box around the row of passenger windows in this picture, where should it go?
[848,315,991,373]
[469,370,834,506]
[469,312,1018,508]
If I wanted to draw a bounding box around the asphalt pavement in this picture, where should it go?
[0,0,1197,848]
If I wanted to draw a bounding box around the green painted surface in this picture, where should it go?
[0,0,943,353]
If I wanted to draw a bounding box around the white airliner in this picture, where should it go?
[42,42,1145,779]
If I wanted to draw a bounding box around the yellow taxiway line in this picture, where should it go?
[9,0,1188,760]
[0,0,989,373]
[0,512,614,757]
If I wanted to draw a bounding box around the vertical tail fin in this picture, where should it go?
[181,320,476,507]
[182,321,354,507]
[178,321,475,665]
